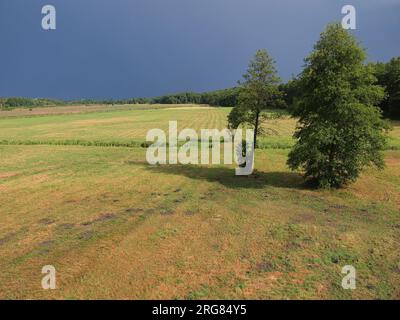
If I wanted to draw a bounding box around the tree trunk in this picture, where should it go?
[253,111,260,149]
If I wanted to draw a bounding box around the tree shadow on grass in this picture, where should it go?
[143,164,306,190]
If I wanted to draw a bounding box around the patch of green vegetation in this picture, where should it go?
[150,227,178,240]
[322,248,359,266]
[187,285,210,300]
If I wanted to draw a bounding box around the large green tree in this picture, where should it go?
[287,24,390,188]
[228,49,284,148]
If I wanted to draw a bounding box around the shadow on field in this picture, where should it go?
[144,164,305,189]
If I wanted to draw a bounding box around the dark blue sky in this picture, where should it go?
[0,0,399,99]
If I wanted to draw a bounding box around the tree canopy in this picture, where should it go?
[287,24,390,188]
[228,49,285,148]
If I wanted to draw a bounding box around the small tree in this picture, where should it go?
[288,24,390,188]
[228,49,284,148]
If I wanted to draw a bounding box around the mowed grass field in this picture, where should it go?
[0,104,399,299]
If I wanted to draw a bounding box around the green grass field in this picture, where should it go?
[0,104,399,299]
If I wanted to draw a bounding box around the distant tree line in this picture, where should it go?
[0,88,239,109]
[370,58,400,119]
[0,97,64,108]
[80,88,241,106]
[152,88,240,106]
[1,58,398,120]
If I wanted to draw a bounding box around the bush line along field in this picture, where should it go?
[0,104,399,299]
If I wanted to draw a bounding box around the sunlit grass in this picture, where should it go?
[0,105,399,299]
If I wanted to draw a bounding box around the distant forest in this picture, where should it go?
[1,57,398,119]
[0,87,240,109]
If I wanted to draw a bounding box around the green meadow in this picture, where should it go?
[0,104,399,299]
